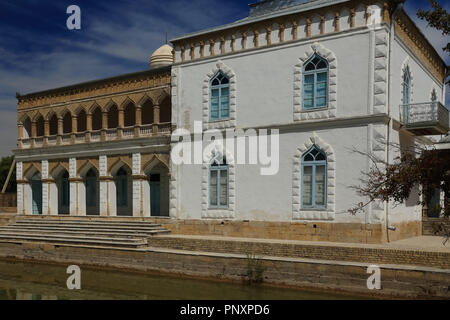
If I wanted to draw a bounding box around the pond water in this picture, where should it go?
[0,260,366,300]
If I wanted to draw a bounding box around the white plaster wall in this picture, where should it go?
[175,31,372,130]
[174,126,373,223]
[387,128,422,223]
[390,38,445,121]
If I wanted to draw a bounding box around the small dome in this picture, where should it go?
[149,44,173,69]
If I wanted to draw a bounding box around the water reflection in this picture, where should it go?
[0,260,364,300]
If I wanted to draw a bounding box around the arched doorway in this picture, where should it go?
[31,172,42,215]
[85,168,99,216]
[57,170,70,215]
[115,166,132,216]
[145,161,169,217]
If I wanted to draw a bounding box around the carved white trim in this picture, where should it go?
[293,42,337,121]
[171,67,179,126]
[373,30,388,114]
[292,133,335,220]
[201,145,236,219]
[202,60,237,130]
[400,56,414,104]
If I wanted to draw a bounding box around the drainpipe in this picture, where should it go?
[385,0,404,242]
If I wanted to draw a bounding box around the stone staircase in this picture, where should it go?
[0,217,170,248]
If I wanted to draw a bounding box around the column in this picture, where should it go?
[17,124,23,149]
[132,153,142,217]
[31,122,37,147]
[134,106,142,137]
[43,120,49,146]
[99,155,108,216]
[101,111,108,141]
[71,116,78,143]
[16,161,24,215]
[41,160,49,215]
[86,113,92,142]
[56,117,63,145]
[118,108,124,138]
[152,105,160,134]
[69,158,78,216]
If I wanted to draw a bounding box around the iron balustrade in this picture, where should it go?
[400,101,449,130]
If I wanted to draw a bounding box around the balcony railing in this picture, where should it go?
[19,122,174,149]
[400,102,449,135]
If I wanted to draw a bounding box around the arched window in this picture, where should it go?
[210,71,230,121]
[209,156,228,208]
[301,145,327,208]
[431,89,437,102]
[402,67,411,105]
[303,54,328,110]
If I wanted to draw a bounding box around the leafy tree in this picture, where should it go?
[0,156,16,193]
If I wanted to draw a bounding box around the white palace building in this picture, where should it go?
[13,0,448,243]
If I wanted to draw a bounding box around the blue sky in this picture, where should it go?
[0,0,448,157]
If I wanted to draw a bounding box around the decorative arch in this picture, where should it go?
[78,160,99,178]
[120,97,136,110]
[88,103,102,115]
[138,94,154,106]
[32,111,45,122]
[46,110,58,121]
[23,163,41,181]
[74,105,88,116]
[142,154,170,174]
[109,159,132,177]
[156,89,170,105]
[202,60,237,130]
[292,133,335,220]
[400,57,414,105]
[294,42,337,121]
[49,162,70,179]
[58,107,72,118]
[107,156,132,176]
[201,145,235,219]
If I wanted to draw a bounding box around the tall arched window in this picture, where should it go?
[301,145,327,209]
[209,156,229,208]
[402,66,411,105]
[303,54,328,110]
[210,71,230,121]
[431,89,437,102]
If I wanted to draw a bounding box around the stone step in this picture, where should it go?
[0,227,169,238]
[11,222,164,232]
[0,224,167,233]
[15,220,162,228]
[15,217,161,223]
[0,231,146,243]
[0,234,147,248]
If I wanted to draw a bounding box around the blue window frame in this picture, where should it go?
[303,54,328,110]
[210,71,230,121]
[402,67,411,105]
[301,146,327,209]
[209,158,229,208]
